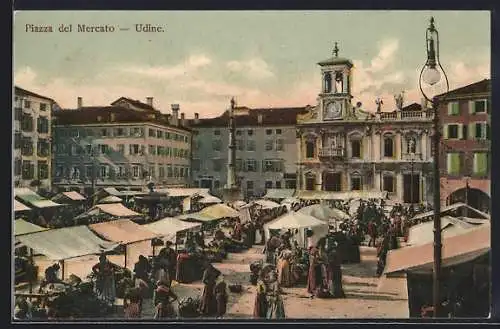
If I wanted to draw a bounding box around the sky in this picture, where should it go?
[13,11,490,118]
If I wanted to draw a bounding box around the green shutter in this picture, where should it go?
[458,124,463,139]
[469,123,476,140]
[443,125,449,139]
[447,153,452,174]
[475,153,488,176]
[452,102,459,115]
[447,103,453,115]
[469,101,476,114]
[452,153,460,174]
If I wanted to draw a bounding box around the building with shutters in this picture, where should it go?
[296,44,436,205]
[189,106,307,198]
[13,86,55,192]
[51,97,192,195]
[438,79,491,212]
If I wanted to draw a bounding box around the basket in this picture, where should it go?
[178,297,201,318]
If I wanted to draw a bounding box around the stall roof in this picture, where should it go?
[406,216,477,246]
[89,219,159,244]
[198,203,240,219]
[120,191,147,197]
[298,204,350,222]
[198,195,222,204]
[384,223,490,274]
[156,188,210,198]
[281,197,299,205]
[294,190,388,200]
[263,189,295,199]
[14,219,48,236]
[98,195,123,204]
[252,199,281,209]
[14,200,31,212]
[91,203,141,217]
[143,217,202,242]
[177,213,219,223]
[15,188,65,209]
[411,203,490,221]
[16,225,119,261]
[103,187,124,196]
[265,212,328,230]
[61,191,86,201]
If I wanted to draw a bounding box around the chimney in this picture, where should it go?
[194,113,200,124]
[180,112,186,126]
[171,104,179,126]
[77,97,83,108]
[146,97,153,107]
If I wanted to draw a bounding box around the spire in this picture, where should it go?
[333,42,339,58]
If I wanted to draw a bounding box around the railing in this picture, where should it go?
[319,147,345,158]
[379,110,434,121]
[401,153,423,161]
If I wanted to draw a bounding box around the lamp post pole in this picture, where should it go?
[419,16,449,318]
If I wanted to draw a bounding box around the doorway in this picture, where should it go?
[305,177,315,191]
[200,179,213,189]
[324,172,342,191]
[403,174,420,204]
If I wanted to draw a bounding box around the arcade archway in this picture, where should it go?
[447,187,490,214]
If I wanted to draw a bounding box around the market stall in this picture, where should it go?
[15,188,66,224]
[298,204,350,228]
[406,216,480,246]
[14,200,32,214]
[88,219,160,269]
[51,191,86,204]
[76,203,144,224]
[249,199,281,210]
[143,217,202,248]
[97,196,123,204]
[263,188,295,201]
[264,212,329,248]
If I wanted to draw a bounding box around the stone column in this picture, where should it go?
[420,172,425,203]
[397,172,404,201]
[296,133,302,190]
[395,132,402,160]
[373,133,381,161]
[374,170,381,191]
[316,171,323,191]
[341,171,348,192]
[420,133,427,160]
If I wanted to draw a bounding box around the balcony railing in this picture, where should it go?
[319,147,345,158]
[401,153,423,161]
[380,110,434,121]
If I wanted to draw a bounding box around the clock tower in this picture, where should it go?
[318,42,353,121]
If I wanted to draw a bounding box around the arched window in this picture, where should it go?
[324,72,332,93]
[350,173,362,191]
[306,140,316,158]
[334,71,344,93]
[350,134,363,158]
[383,134,395,158]
[305,173,316,191]
[383,174,395,193]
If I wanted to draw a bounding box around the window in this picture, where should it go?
[149,164,156,178]
[101,129,108,137]
[14,107,22,121]
[473,153,489,176]
[37,117,49,134]
[383,175,395,193]
[236,139,244,151]
[263,160,283,172]
[275,139,284,151]
[131,127,143,137]
[247,129,254,136]
[37,161,49,179]
[246,140,256,151]
[383,136,394,157]
[245,159,257,172]
[462,125,468,140]
[214,129,221,136]
[131,166,139,178]
[276,129,282,135]
[447,102,460,115]
[117,166,125,178]
[129,144,140,155]
[212,140,222,151]
[351,176,362,191]
[159,166,165,178]
[37,139,50,157]
[213,180,220,189]
[180,167,185,178]
[265,140,273,151]
[14,133,21,149]
[192,159,201,171]
[275,181,282,189]
[246,180,254,190]
[306,141,315,158]
[447,153,461,175]
[22,161,34,179]
[235,159,243,172]
[40,103,47,111]
[117,144,125,154]
[157,146,164,156]
[266,129,273,135]
[351,140,361,158]
[157,130,163,138]
[114,128,124,136]
[167,165,173,177]
[98,144,109,155]
[149,129,156,137]
[174,166,179,178]
[21,114,34,132]
[21,137,33,156]
[236,130,242,136]
[71,167,80,180]
[446,124,459,139]
[265,181,273,188]
[165,132,171,139]
[24,100,31,108]
[470,100,488,114]
[100,165,108,178]
[473,122,490,140]
[166,147,172,157]
[213,159,223,172]
[14,158,22,176]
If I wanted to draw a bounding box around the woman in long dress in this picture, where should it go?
[214,273,228,319]
[277,250,293,288]
[327,248,345,298]
[92,254,117,307]
[123,286,142,319]
[306,247,320,294]
[153,279,178,319]
[253,271,268,318]
[266,270,286,319]
[199,263,220,316]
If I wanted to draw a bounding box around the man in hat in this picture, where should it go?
[158,241,177,283]
[38,263,66,292]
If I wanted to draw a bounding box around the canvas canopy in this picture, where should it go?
[90,203,140,217]
[406,216,477,246]
[14,219,48,236]
[14,200,31,212]
[144,217,202,242]
[89,219,159,245]
[231,200,248,209]
[16,225,119,261]
[198,195,222,204]
[263,189,295,199]
[102,187,124,196]
[15,188,64,209]
[98,195,123,204]
[198,203,240,219]
[281,197,299,205]
[411,203,490,221]
[298,204,351,224]
[384,223,490,275]
[251,199,281,209]
[156,188,210,198]
[295,190,387,201]
[264,212,329,248]
[62,191,86,201]
[177,213,217,223]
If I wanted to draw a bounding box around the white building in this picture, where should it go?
[13,86,55,192]
[296,45,435,204]
[190,106,307,197]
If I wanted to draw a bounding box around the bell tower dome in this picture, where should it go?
[318,42,354,121]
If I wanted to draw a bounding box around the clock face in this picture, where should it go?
[325,101,342,119]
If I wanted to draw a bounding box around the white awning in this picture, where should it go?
[14,200,31,212]
[143,217,202,242]
[411,203,490,221]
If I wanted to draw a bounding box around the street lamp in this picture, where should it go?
[418,17,449,318]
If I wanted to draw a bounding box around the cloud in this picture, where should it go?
[369,39,399,73]
[117,54,212,80]
[226,58,275,79]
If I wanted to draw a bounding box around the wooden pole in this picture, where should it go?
[124,245,127,269]
[61,260,65,281]
[28,248,34,293]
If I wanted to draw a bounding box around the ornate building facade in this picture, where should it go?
[296,44,435,205]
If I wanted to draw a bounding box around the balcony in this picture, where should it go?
[380,110,434,121]
[319,147,345,159]
[401,153,423,161]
